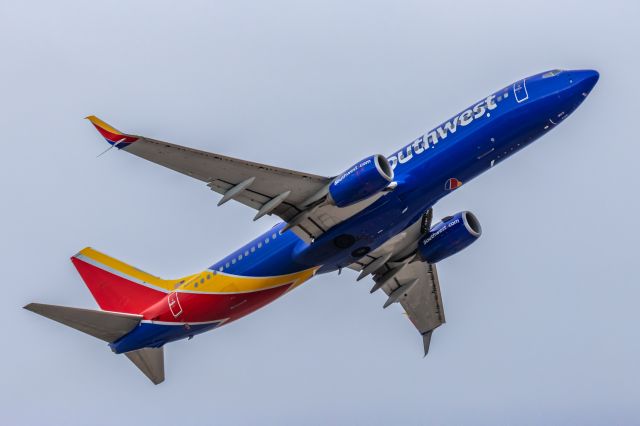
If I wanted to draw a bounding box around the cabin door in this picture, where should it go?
[168,292,183,318]
[513,79,529,103]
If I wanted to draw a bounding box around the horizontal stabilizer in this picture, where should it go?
[24,303,142,343]
[125,347,165,385]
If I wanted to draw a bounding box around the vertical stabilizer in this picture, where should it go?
[71,247,172,314]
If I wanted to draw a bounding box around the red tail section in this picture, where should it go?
[71,248,177,314]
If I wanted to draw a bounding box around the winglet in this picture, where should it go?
[86,115,138,148]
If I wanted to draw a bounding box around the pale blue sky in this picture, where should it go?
[2,1,639,424]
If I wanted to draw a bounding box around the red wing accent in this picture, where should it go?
[86,115,138,146]
[92,126,137,144]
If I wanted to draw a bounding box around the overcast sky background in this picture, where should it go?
[2,1,639,424]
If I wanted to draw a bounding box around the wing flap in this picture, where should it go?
[348,212,446,356]
[374,261,445,355]
[385,261,445,334]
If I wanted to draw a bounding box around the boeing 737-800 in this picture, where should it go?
[25,69,599,384]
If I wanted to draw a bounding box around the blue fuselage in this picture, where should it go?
[210,69,599,278]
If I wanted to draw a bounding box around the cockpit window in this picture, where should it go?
[542,69,563,78]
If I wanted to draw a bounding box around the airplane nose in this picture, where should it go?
[572,69,600,92]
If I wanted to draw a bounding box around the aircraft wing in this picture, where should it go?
[348,212,445,355]
[87,116,380,241]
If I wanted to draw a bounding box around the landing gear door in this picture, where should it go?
[513,79,529,103]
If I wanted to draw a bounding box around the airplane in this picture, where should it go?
[25,69,599,384]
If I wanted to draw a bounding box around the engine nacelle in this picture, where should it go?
[328,155,394,208]
[418,211,482,263]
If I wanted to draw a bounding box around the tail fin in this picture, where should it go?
[24,303,165,384]
[71,247,173,314]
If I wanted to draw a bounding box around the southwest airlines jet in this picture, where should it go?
[26,69,599,384]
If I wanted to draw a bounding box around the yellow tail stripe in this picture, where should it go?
[178,268,318,294]
[76,247,186,291]
[76,247,318,294]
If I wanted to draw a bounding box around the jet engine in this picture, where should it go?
[418,211,482,263]
[328,154,394,208]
